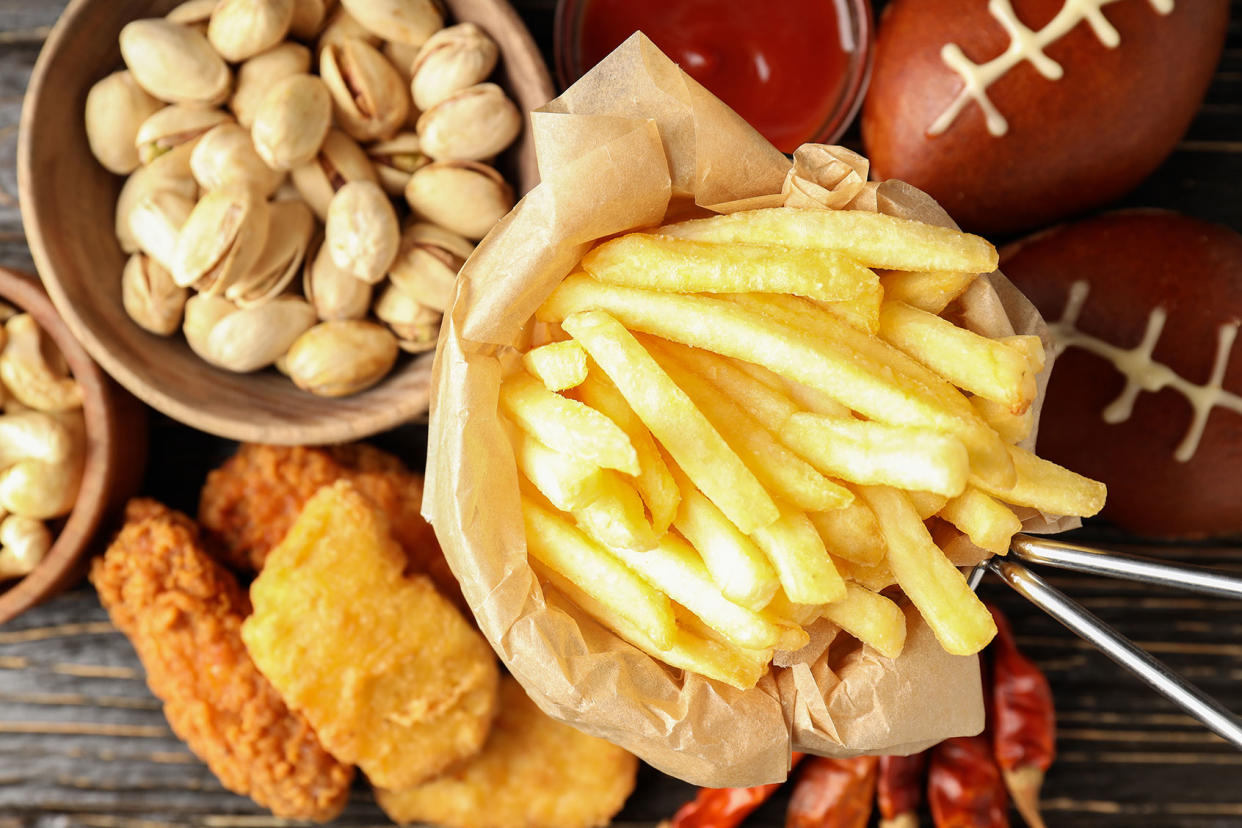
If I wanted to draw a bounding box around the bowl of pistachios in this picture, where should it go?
[19,0,554,444]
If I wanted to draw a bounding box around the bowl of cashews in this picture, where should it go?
[0,269,146,625]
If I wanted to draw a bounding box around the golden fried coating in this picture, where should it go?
[89,500,354,822]
[376,677,638,828]
[241,481,500,790]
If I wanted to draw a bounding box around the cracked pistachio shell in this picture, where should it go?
[129,190,195,273]
[122,253,187,336]
[289,129,378,220]
[191,295,317,372]
[387,221,472,312]
[410,23,498,111]
[208,0,294,62]
[135,106,232,165]
[366,132,428,196]
[325,180,399,283]
[172,185,271,294]
[190,123,285,196]
[318,7,381,49]
[183,293,237,358]
[304,238,373,320]
[285,319,398,396]
[166,0,218,27]
[230,42,311,129]
[403,160,513,241]
[227,200,315,307]
[416,82,520,162]
[114,140,199,254]
[374,284,440,352]
[340,0,442,46]
[84,71,163,175]
[320,37,410,142]
[289,0,328,39]
[251,74,332,170]
[119,19,231,106]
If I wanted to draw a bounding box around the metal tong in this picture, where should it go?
[969,535,1242,750]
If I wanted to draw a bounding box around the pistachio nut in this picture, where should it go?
[190,294,316,372]
[135,105,232,165]
[318,6,382,49]
[166,0,218,27]
[289,129,378,220]
[118,19,231,105]
[251,73,333,170]
[207,0,295,62]
[320,37,410,142]
[409,23,498,111]
[325,180,399,283]
[304,238,373,320]
[114,140,199,254]
[183,293,237,358]
[84,71,163,175]
[366,132,428,196]
[172,184,271,294]
[226,200,315,307]
[129,190,195,273]
[383,39,421,86]
[189,123,285,196]
[289,0,328,39]
[230,42,311,129]
[339,0,442,46]
[373,283,440,352]
[272,180,303,202]
[387,221,472,311]
[122,253,187,336]
[285,319,398,396]
[416,82,520,162]
[403,160,513,241]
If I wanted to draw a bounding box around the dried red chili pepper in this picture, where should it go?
[987,603,1055,828]
[785,756,877,828]
[877,753,927,828]
[669,754,805,828]
[928,735,1009,828]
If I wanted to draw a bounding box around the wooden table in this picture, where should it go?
[1,1,1241,825]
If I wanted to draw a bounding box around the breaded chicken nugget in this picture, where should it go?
[376,677,638,828]
[89,500,354,821]
[242,481,499,790]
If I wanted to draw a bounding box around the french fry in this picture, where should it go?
[879,270,978,314]
[750,502,847,606]
[832,556,899,593]
[667,460,780,612]
[656,208,999,274]
[857,486,996,656]
[819,582,907,659]
[939,487,1023,556]
[561,309,779,533]
[522,496,676,649]
[512,427,603,511]
[571,471,658,552]
[764,590,823,627]
[807,499,886,566]
[1003,334,1047,374]
[879,300,1037,414]
[522,340,588,391]
[908,491,950,520]
[582,234,880,303]
[665,344,802,430]
[500,371,639,475]
[972,445,1107,518]
[574,369,680,533]
[971,395,1034,445]
[811,282,884,333]
[782,412,970,498]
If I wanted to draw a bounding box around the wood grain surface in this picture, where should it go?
[1,0,1242,826]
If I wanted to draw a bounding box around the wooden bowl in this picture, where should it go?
[19,0,554,445]
[0,270,146,626]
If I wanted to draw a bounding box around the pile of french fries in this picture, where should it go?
[501,207,1106,690]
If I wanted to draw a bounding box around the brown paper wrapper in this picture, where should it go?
[424,34,1077,787]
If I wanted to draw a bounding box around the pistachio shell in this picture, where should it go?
[208,0,294,62]
[374,284,440,351]
[166,0,218,26]
[230,42,311,129]
[251,73,332,170]
[189,123,285,197]
[195,295,317,372]
[129,190,195,273]
[119,19,231,105]
[304,238,373,320]
[317,7,381,49]
[387,221,472,311]
[84,71,163,175]
[366,131,427,196]
[289,128,378,220]
[289,0,328,39]
[135,105,233,165]
[122,253,187,336]
[409,23,498,111]
[227,200,315,307]
[403,160,513,241]
[115,140,199,254]
[183,293,238,358]
[416,82,520,162]
[340,0,442,46]
[325,180,399,283]
[172,185,271,294]
[320,37,410,142]
[285,319,398,396]
[384,39,421,85]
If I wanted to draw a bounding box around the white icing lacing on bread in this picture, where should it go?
[929,0,1175,137]
[1047,280,1242,462]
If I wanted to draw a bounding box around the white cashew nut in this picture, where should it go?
[0,410,85,521]
[0,314,84,412]
[0,515,51,581]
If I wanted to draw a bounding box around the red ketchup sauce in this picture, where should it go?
[576,0,851,153]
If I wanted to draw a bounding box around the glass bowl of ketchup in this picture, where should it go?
[554,0,874,154]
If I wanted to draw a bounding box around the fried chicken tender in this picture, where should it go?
[242,481,500,790]
[376,677,638,828]
[89,500,354,821]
